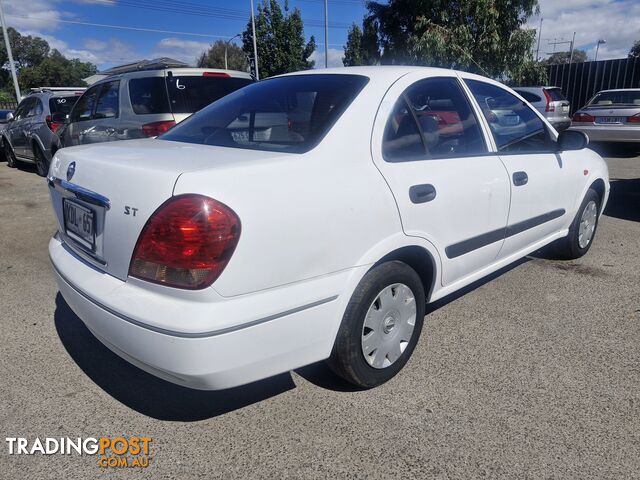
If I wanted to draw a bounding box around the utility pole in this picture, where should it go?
[0,0,20,101]
[594,39,606,62]
[249,0,259,80]
[569,31,576,64]
[535,17,543,61]
[224,33,241,70]
[324,0,328,68]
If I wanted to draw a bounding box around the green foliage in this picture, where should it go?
[362,0,540,80]
[544,49,588,65]
[343,24,363,66]
[343,19,380,66]
[0,27,97,100]
[197,40,249,71]
[242,0,316,78]
[629,40,640,58]
[508,60,548,86]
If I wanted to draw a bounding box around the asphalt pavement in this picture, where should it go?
[1,145,639,479]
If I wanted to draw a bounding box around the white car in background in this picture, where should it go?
[48,67,609,390]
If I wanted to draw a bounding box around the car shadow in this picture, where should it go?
[603,178,640,223]
[588,142,640,158]
[54,294,296,421]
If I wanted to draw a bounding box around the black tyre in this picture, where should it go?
[34,145,49,177]
[554,188,601,259]
[327,261,426,388]
[4,140,16,168]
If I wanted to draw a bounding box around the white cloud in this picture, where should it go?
[2,0,62,30]
[151,37,211,65]
[310,48,344,68]
[529,0,640,61]
[83,38,108,51]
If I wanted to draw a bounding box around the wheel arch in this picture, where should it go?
[589,178,606,212]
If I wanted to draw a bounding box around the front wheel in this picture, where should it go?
[327,261,425,388]
[554,188,601,259]
[4,141,16,168]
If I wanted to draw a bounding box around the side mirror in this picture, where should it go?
[557,129,589,151]
[6,112,13,122]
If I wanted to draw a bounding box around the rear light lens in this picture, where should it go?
[141,120,176,137]
[45,115,62,133]
[543,89,555,112]
[627,113,640,123]
[573,112,595,123]
[129,195,241,289]
[202,72,230,77]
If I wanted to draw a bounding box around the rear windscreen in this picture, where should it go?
[166,76,253,114]
[49,96,80,115]
[160,74,369,154]
[588,90,640,107]
[129,77,171,115]
[546,88,566,101]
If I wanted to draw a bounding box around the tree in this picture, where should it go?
[343,24,363,66]
[630,40,640,58]
[197,40,248,71]
[343,20,381,66]
[509,60,548,86]
[364,0,540,80]
[545,49,588,64]
[18,50,97,88]
[242,0,316,78]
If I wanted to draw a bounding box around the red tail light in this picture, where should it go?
[573,112,595,123]
[45,115,63,133]
[141,120,176,137]
[543,89,555,112]
[129,195,241,289]
[203,72,230,77]
[627,113,640,123]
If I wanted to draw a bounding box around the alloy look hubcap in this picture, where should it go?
[578,200,597,249]
[361,283,417,369]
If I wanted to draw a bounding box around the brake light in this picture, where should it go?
[573,112,595,123]
[141,120,176,137]
[203,72,230,77]
[543,89,555,112]
[129,195,241,289]
[45,115,63,133]
[627,113,640,123]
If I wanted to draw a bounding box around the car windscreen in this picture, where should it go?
[160,74,369,153]
[49,96,80,115]
[546,88,566,101]
[166,75,253,114]
[587,90,640,107]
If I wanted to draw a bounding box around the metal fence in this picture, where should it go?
[547,57,640,113]
[0,101,17,110]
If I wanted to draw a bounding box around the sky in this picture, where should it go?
[4,0,639,73]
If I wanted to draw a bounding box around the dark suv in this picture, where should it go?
[2,88,84,176]
[57,68,253,149]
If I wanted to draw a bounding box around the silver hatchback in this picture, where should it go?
[570,89,640,143]
[513,86,571,131]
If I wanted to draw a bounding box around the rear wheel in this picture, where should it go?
[554,188,601,259]
[327,261,425,388]
[34,145,49,177]
[4,141,16,168]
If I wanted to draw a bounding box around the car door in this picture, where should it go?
[372,73,511,287]
[8,98,34,157]
[64,85,100,147]
[22,97,44,160]
[80,80,121,144]
[464,79,578,259]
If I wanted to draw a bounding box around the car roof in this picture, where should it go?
[94,67,253,85]
[595,88,640,93]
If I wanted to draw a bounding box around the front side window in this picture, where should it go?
[14,98,34,120]
[71,86,100,122]
[161,74,369,153]
[383,77,487,161]
[466,80,553,153]
[95,80,120,119]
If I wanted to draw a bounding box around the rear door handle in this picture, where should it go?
[409,184,437,204]
[513,171,528,186]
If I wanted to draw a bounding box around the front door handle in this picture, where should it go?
[513,171,528,186]
[409,184,437,204]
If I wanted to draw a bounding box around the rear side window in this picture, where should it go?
[166,75,253,114]
[95,80,120,119]
[129,77,170,115]
[516,91,542,103]
[161,74,369,153]
[49,96,80,116]
[383,77,487,161]
[546,88,566,101]
[466,80,553,153]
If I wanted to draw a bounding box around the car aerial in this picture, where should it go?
[2,87,85,176]
[570,88,640,143]
[47,67,609,390]
[513,86,571,131]
[56,67,254,149]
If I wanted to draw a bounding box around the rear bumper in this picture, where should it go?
[570,125,640,143]
[50,235,358,390]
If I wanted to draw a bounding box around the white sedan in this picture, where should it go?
[48,67,609,390]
